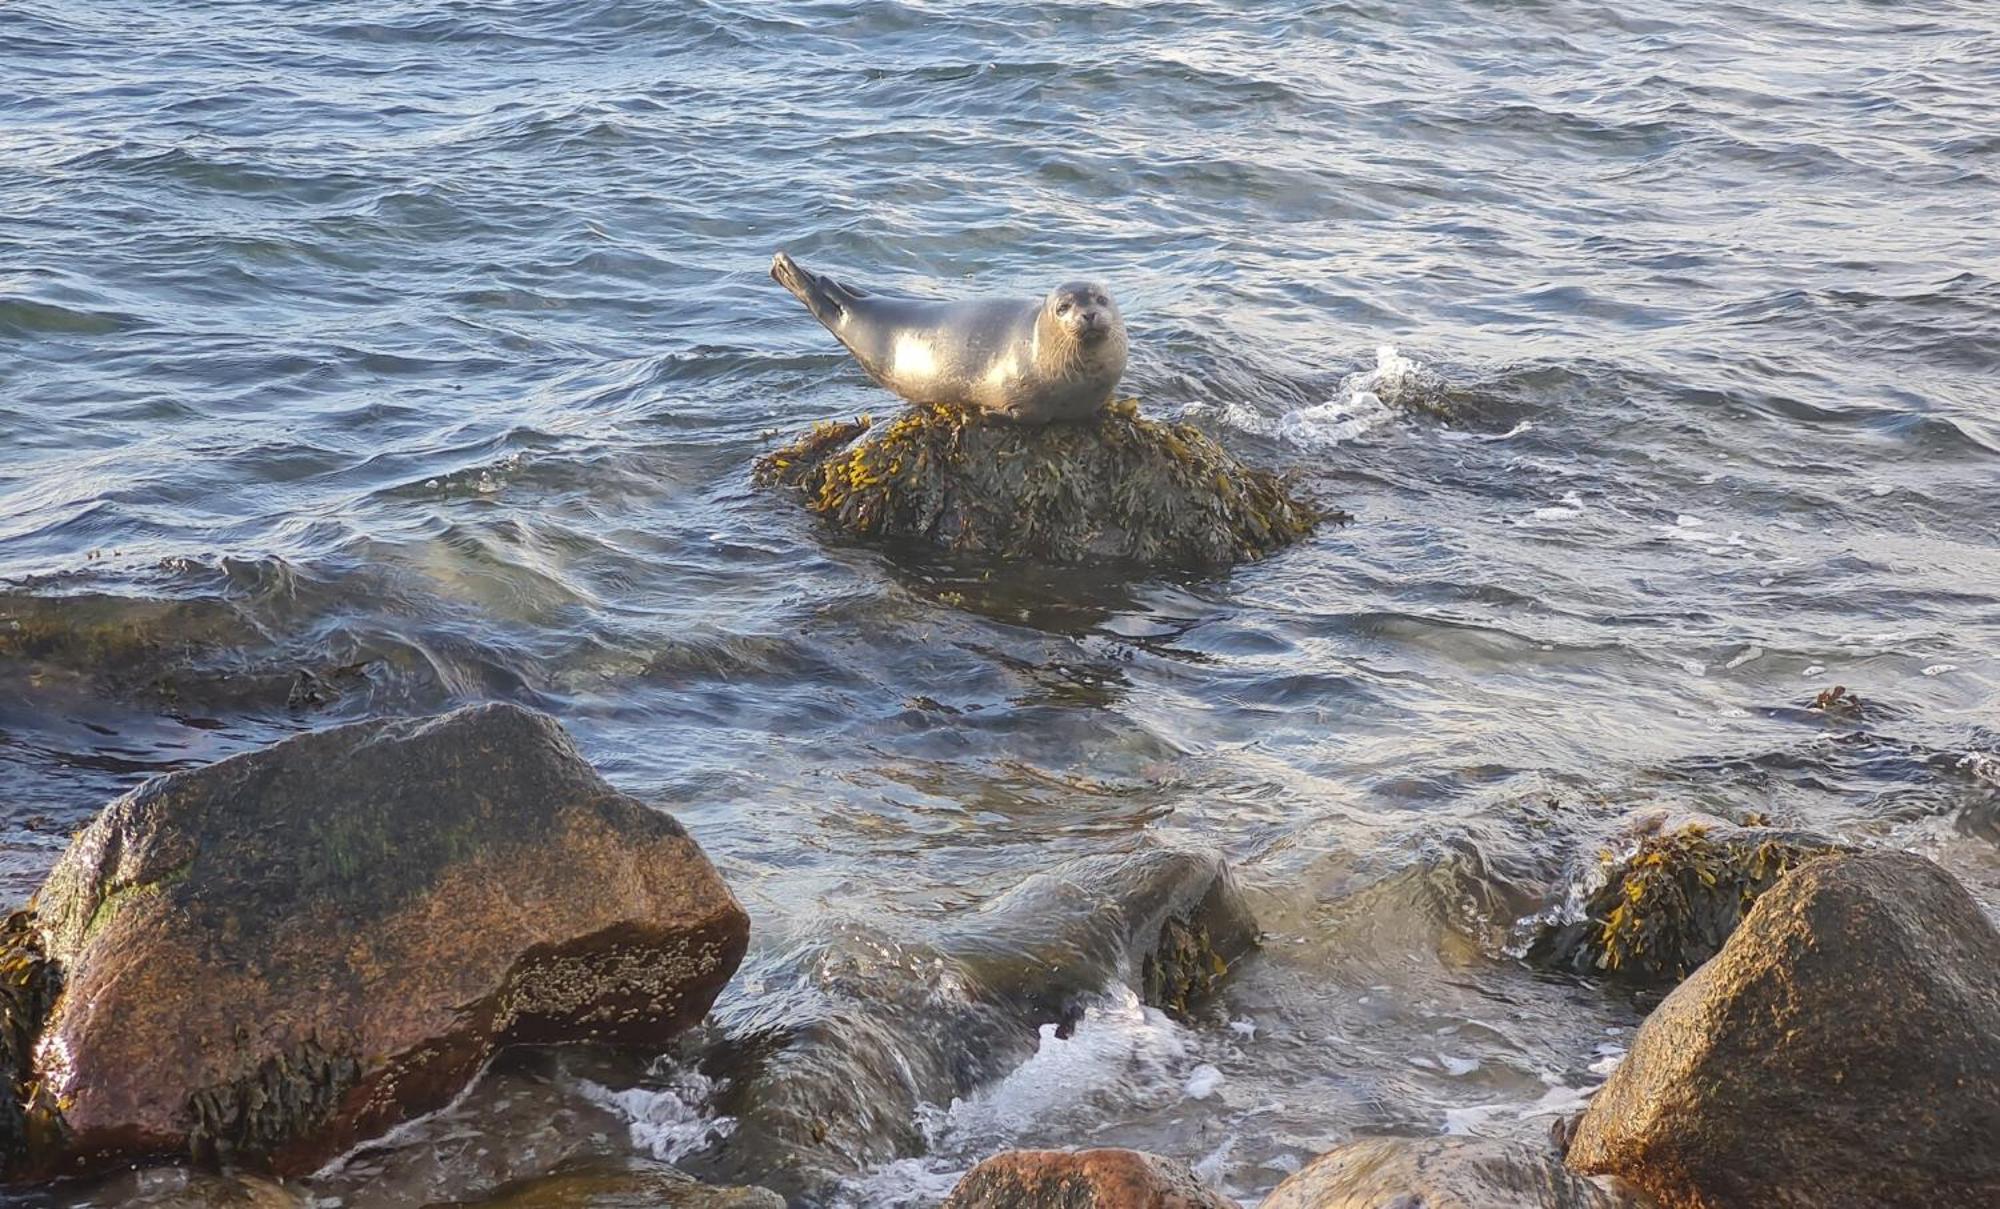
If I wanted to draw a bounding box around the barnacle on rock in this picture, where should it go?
[756,401,1338,568]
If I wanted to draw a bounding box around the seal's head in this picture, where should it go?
[1043,281,1123,348]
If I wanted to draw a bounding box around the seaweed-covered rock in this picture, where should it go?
[1265,1137,1653,1209]
[754,401,1331,567]
[689,847,1257,1199]
[943,1148,1238,1209]
[1523,821,1841,985]
[0,703,749,1183]
[1565,850,2000,1208]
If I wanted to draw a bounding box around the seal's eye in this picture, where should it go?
[1057,301,1073,315]
[1093,294,1107,306]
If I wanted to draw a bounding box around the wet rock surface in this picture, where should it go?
[1565,850,2000,1208]
[0,703,749,1183]
[754,401,1331,568]
[1264,1136,1653,1209]
[943,1147,1238,1209]
[0,590,376,718]
[683,847,1257,1200]
[1522,819,1842,985]
[940,847,1260,1025]
[427,1157,784,1208]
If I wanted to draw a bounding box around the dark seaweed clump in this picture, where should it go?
[755,400,1337,568]
[1141,911,1237,1022]
[186,1038,361,1166]
[1529,824,1839,985]
[0,911,62,1174]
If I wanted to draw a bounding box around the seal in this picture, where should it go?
[771,251,1127,424]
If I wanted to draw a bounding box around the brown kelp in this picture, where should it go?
[755,401,1336,567]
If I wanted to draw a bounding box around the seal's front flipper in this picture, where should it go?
[771,251,869,333]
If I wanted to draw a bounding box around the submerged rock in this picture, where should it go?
[0,589,374,715]
[754,401,1332,568]
[941,847,1260,1025]
[0,703,749,1183]
[1565,850,2000,1208]
[1522,820,1841,985]
[52,1167,308,1209]
[943,1147,1238,1209]
[687,847,1257,1199]
[1264,1137,1652,1209]
[430,1157,784,1209]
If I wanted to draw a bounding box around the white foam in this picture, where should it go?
[1724,645,1763,669]
[920,986,1191,1148]
[573,1070,732,1164]
[841,987,1206,1207]
[1526,490,1585,523]
[1204,345,1438,449]
[1442,1080,1596,1136]
[1184,1063,1224,1099]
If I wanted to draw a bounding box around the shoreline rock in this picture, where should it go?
[1565,850,2000,1207]
[0,703,749,1183]
[755,400,1335,568]
[943,1147,1238,1208]
[1264,1137,1653,1209]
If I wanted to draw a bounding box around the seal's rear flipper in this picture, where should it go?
[771,251,869,333]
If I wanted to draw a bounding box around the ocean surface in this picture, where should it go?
[3,1,1998,1204]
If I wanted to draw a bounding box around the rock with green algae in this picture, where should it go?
[1523,819,1843,986]
[0,703,748,1185]
[754,400,1336,567]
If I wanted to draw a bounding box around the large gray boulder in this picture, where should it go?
[1565,850,2000,1207]
[0,704,748,1182]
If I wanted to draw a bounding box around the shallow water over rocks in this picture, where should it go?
[4,0,1999,1204]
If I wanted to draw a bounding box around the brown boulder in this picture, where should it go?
[1566,850,2000,1208]
[943,1148,1237,1208]
[1263,1137,1652,1208]
[0,703,748,1182]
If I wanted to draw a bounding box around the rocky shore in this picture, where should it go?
[0,701,1994,1206]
